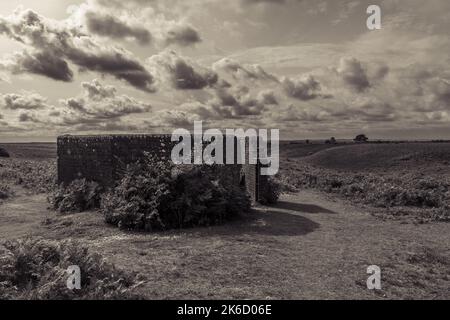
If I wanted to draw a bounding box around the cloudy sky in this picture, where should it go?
[0,0,449,141]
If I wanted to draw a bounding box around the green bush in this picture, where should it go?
[102,156,250,231]
[0,237,142,300]
[50,179,103,213]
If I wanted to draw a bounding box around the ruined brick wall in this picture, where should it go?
[57,134,267,203]
[57,135,175,186]
[58,135,114,186]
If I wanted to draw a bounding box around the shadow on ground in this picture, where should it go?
[177,208,321,238]
[275,200,337,214]
[245,209,320,236]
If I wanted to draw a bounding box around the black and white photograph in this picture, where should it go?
[0,0,449,305]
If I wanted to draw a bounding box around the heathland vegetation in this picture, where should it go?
[277,142,450,223]
[0,141,449,299]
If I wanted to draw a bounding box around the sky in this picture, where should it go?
[0,0,449,142]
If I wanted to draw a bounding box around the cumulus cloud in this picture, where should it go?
[428,77,450,109]
[18,112,40,123]
[164,24,201,47]
[1,1,448,139]
[0,92,51,110]
[147,50,218,89]
[281,75,325,100]
[76,121,139,132]
[154,108,201,128]
[353,101,398,122]
[257,89,278,105]
[176,85,278,122]
[0,50,74,82]
[81,79,117,99]
[161,57,333,127]
[271,104,329,123]
[211,87,267,117]
[372,63,390,82]
[67,41,155,92]
[84,10,152,45]
[1,80,152,134]
[387,64,450,114]
[335,57,370,92]
[212,58,278,82]
[148,82,279,128]
[0,8,155,92]
[60,79,152,121]
[322,97,399,123]
[72,0,201,48]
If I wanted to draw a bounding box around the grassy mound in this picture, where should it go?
[0,237,142,300]
[305,143,450,171]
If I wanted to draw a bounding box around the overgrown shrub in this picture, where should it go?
[168,166,251,228]
[222,180,252,216]
[102,156,250,231]
[50,179,103,213]
[273,172,298,193]
[0,237,142,300]
[259,177,282,205]
[101,157,173,230]
[0,183,12,201]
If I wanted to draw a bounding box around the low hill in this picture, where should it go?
[0,143,56,159]
[280,141,346,159]
[303,143,450,173]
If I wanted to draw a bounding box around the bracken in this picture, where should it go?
[0,237,143,300]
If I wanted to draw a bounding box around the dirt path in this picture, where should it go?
[0,187,53,239]
[258,192,449,299]
[0,188,449,299]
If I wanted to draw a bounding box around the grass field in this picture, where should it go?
[0,142,449,299]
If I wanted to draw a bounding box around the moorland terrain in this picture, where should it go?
[0,141,448,299]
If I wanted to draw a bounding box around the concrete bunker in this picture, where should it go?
[57,134,269,203]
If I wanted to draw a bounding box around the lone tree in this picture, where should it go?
[325,137,337,144]
[354,134,368,143]
[0,147,9,158]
